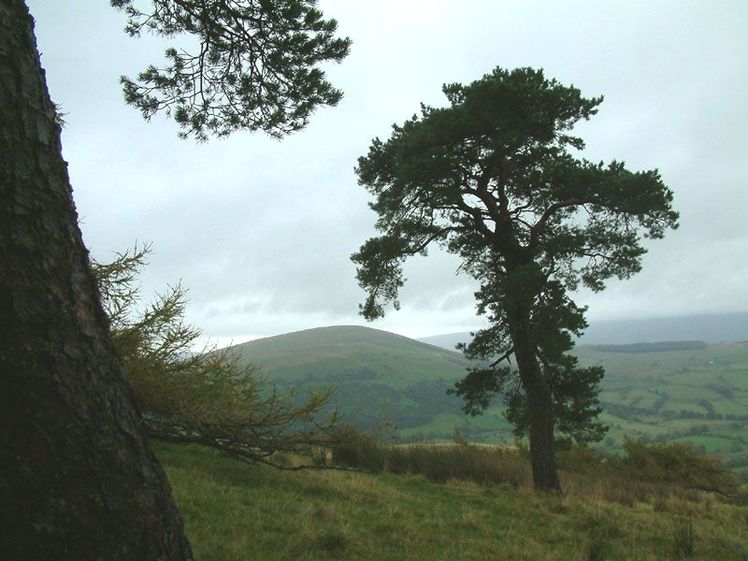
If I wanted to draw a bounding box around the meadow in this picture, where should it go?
[575,343,748,480]
[154,441,748,561]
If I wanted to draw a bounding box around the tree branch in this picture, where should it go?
[529,198,586,247]
[490,347,514,368]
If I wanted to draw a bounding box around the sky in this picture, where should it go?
[26,0,748,347]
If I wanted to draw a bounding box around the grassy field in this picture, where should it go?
[154,441,748,561]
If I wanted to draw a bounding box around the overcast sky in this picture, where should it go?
[27,0,748,346]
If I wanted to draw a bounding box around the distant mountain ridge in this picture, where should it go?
[418,312,748,350]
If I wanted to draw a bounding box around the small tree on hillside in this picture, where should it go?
[352,67,678,492]
[93,245,341,464]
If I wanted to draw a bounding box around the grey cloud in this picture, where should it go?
[27,0,748,343]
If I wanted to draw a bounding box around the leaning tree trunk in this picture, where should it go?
[0,2,192,559]
[510,316,562,493]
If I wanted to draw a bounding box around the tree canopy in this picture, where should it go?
[352,66,678,490]
[111,0,351,140]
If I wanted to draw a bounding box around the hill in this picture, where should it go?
[228,325,468,385]
[227,325,472,428]
[155,441,748,561]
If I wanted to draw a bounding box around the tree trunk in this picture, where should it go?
[0,2,193,559]
[510,316,562,493]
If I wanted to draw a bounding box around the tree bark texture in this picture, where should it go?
[0,2,193,559]
[506,281,562,493]
[512,330,562,492]
[502,257,562,492]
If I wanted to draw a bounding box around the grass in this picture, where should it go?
[154,441,748,561]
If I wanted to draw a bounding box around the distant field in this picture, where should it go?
[228,326,748,479]
[574,342,748,479]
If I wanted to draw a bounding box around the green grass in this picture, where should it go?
[155,441,748,561]
[674,435,737,454]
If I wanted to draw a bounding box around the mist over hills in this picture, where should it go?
[418,312,748,350]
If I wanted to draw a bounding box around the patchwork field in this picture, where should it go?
[575,342,748,479]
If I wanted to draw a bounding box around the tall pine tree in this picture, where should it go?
[353,67,677,491]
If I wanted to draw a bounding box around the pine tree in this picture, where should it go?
[352,67,677,491]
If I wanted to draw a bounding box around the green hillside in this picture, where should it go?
[229,325,468,386]
[227,326,473,428]
[155,441,748,561]
[226,327,748,478]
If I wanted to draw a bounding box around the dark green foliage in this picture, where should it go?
[352,66,678,488]
[111,0,351,140]
[452,355,607,447]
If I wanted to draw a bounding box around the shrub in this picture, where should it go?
[330,426,386,473]
[331,434,530,488]
[556,444,603,473]
[614,438,739,496]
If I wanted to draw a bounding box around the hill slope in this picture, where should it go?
[155,441,748,561]
[229,325,468,386]
[224,326,748,477]
[227,326,471,428]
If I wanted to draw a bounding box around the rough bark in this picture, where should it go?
[511,325,562,493]
[0,1,193,558]
[502,253,562,492]
[503,255,561,492]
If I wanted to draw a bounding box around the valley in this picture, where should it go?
[227,325,748,479]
